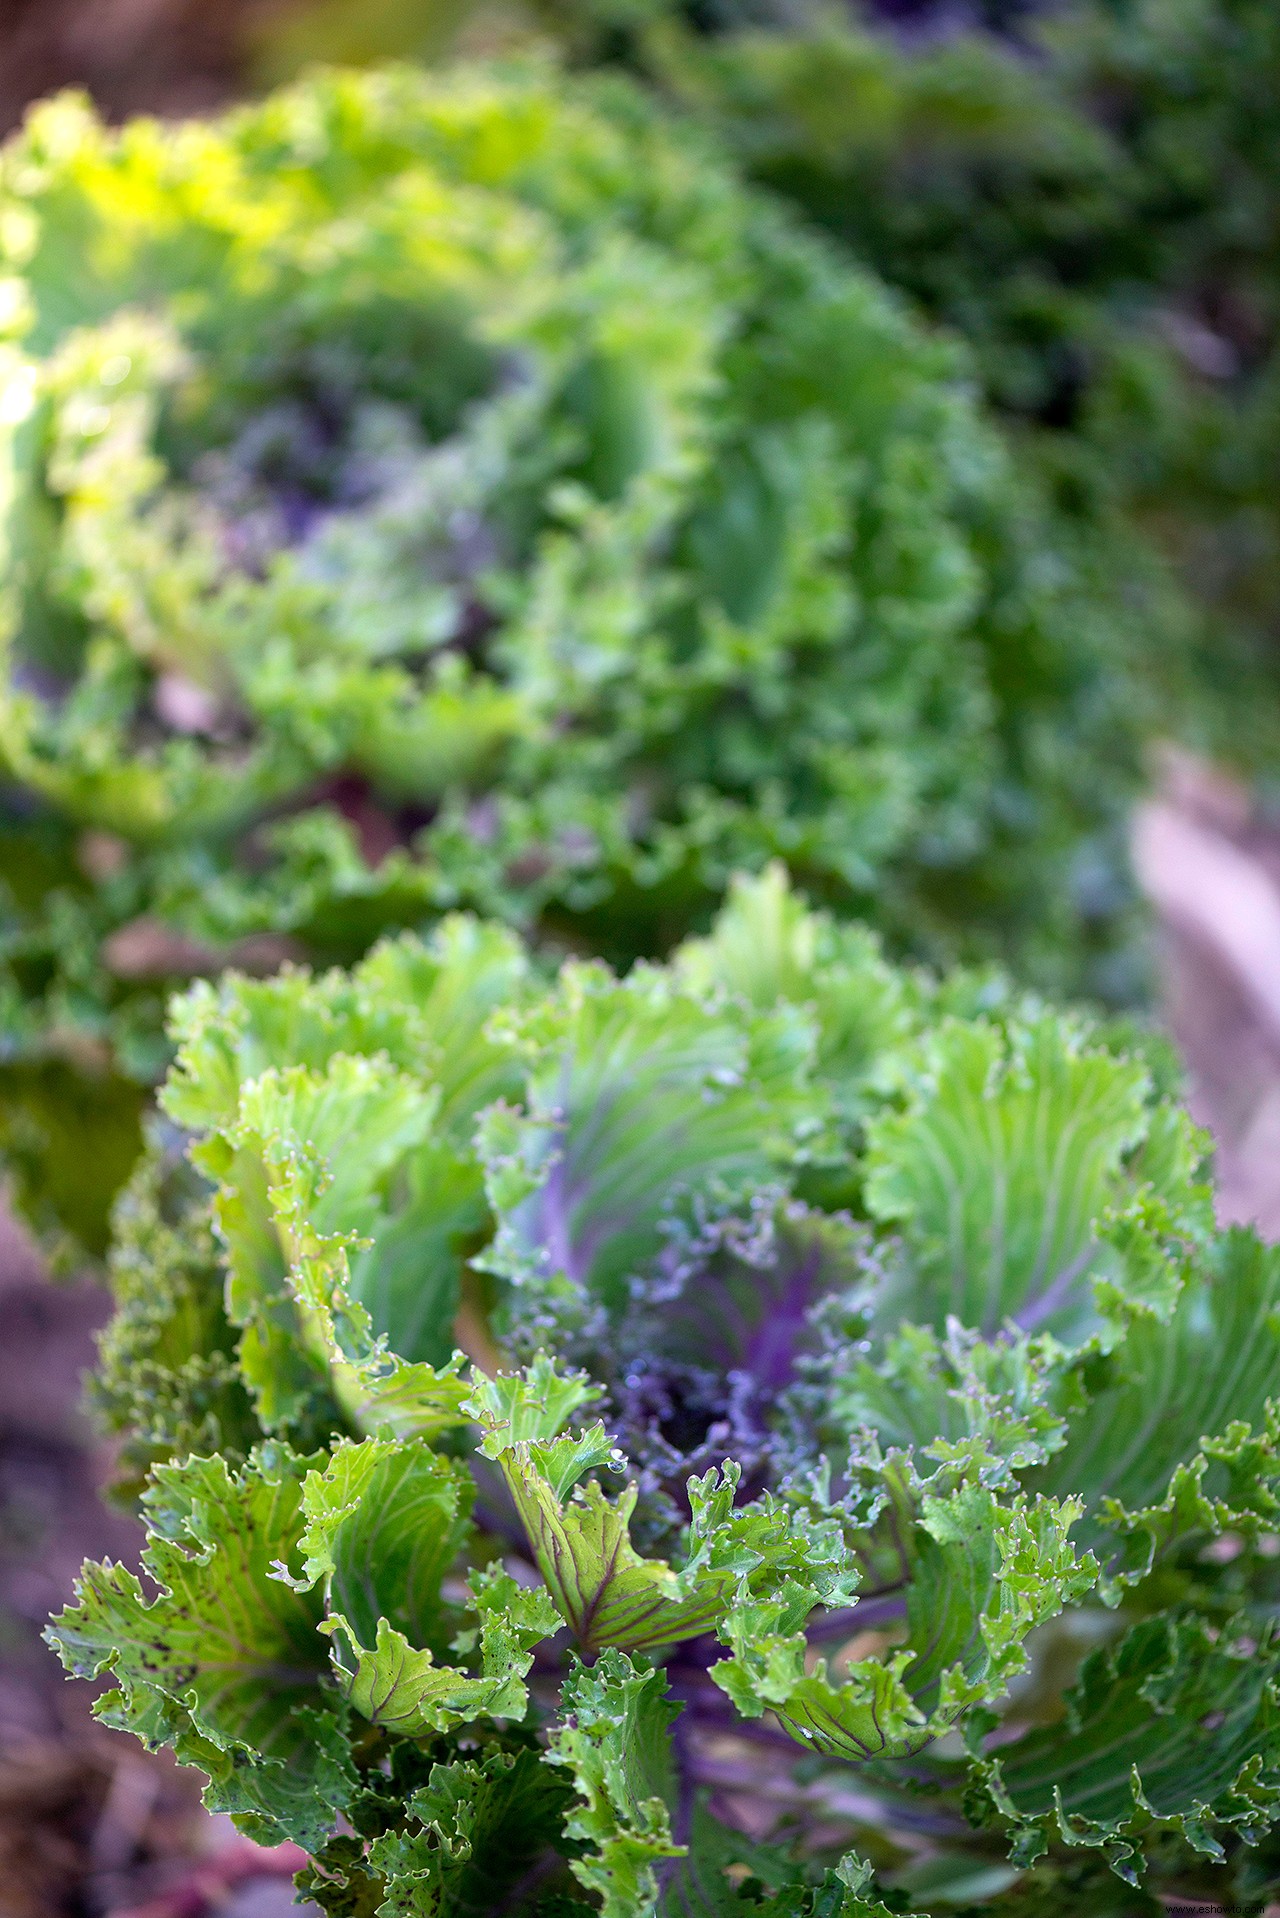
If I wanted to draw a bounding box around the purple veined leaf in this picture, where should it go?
[641,1201,867,1390]
[481,966,820,1321]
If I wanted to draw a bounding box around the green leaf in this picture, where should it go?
[754,1855,901,1918]
[367,1746,577,1918]
[476,1402,719,1654]
[711,1470,1094,1764]
[45,1444,353,1848]
[480,1438,698,1655]
[547,1650,685,1918]
[468,1359,855,1655]
[1034,1226,1280,1590]
[164,917,529,1381]
[199,1132,331,1436]
[864,1016,1151,1340]
[293,1436,473,1656]
[91,1132,263,1496]
[672,862,914,1119]
[355,923,532,1138]
[191,1046,475,1438]
[973,1613,1280,1881]
[329,1564,561,1737]
[662,1804,899,1918]
[464,1349,604,1446]
[268,1423,561,1741]
[221,1050,439,1315]
[250,1091,476,1440]
[814,1319,1069,1488]
[162,919,526,1147]
[711,1601,925,1763]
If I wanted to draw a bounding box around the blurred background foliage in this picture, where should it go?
[6,0,1279,774]
[0,60,1163,1253]
[244,0,1280,773]
[4,0,1277,910]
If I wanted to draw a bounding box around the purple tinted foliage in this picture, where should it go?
[1013,1242,1096,1334]
[529,1145,600,1294]
[864,0,1042,37]
[582,1204,872,1543]
[197,400,344,570]
[642,1203,865,1387]
[613,1357,773,1532]
[11,661,74,709]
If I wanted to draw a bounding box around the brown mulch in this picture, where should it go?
[0,0,276,137]
[0,1214,139,1743]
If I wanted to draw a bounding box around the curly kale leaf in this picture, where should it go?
[1033,1226,1280,1593]
[89,1128,264,1496]
[46,1430,563,1845]
[157,917,526,1432]
[365,1745,580,1917]
[281,1433,561,1736]
[44,1444,355,1849]
[863,1016,1156,1341]
[467,1358,856,1657]
[547,1650,686,1918]
[712,1457,1095,1766]
[972,1613,1280,1882]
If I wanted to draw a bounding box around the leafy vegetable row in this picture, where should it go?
[0,62,1156,1258]
[500,0,1280,774]
[54,869,1280,1915]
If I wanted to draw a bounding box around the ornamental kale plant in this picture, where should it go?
[51,869,1280,1916]
[0,62,1158,1258]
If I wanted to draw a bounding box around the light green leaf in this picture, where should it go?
[163,917,528,1139]
[712,1473,1094,1764]
[864,1016,1150,1339]
[477,1424,715,1655]
[44,1445,353,1849]
[478,959,823,1319]
[464,1349,604,1446]
[293,1436,473,1655]
[329,1563,561,1737]
[754,1854,902,1918]
[673,862,914,1117]
[163,918,531,1397]
[663,1806,898,1918]
[197,1049,475,1438]
[1035,1226,1280,1590]
[711,1597,925,1762]
[816,1318,1069,1487]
